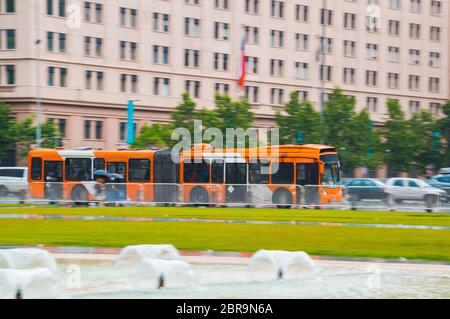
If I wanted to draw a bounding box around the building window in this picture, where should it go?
[387,73,399,89]
[85,70,104,90]
[270,30,284,48]
[343,68,355,84]
[387,46,400,62]
[245,56,258,74]
[214,22,230,40]
[46,0,66,17]
[47,67,68,87]
[295,33,308,51]
[270,88,284,105]
[213,53,229,71]
[119,74,138,93]
[409,101,420,114]
[408,75,420,91]
[2,0,15,13]
[153,77,170,96]
[84,2,103,23]
[184,49,200,68]
[184,17,201,37]
[153,45,170,65]
[214,83,230,95]
[319,65,332,82]
[119,7,138,28]
[185,80,201,98]
[153,13,170,32]
[295,5,309,22]
[270,0,284,18]
[244,26,259,45]
[0,64,15,85]
[294,62,308,80]
[244,0,259,14]
[366,97,378,113]
[1,29,16,50]
[119,41,138,61]
[320,8,333,26]
[366,70,378,86]
[245,86,259,103]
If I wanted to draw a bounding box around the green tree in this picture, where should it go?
[0,102,63,158]
[0,102,17,157]
[347,110,383,169]
[133,123,174,149]
[409,110,442,174]
[439,101,450,167]
[321,88,383,173]
[322,88,356,172]
[275,91,322,145]
[383,99,415,174]
[201,94,255,148]
[171,92,200,136]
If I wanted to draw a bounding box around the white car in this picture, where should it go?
[385,178,445,211]
[0,167,28,198]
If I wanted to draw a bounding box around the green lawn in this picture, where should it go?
[2,206,450,227]
[0,219,449,262]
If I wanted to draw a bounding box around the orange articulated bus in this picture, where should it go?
[27,148,159,202]
[28,144,343,207]
[179,144,344,207]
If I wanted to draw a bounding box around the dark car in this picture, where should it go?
[425,175,450,202]
[345,179,392,205]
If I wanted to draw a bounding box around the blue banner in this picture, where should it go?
[127,100,135,145]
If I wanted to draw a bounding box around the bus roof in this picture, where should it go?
[28,148,157,159]
[181,144,337,159]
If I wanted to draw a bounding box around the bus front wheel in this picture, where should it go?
[273,189,293,209]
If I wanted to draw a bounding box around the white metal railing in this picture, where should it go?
[0,181,448,212]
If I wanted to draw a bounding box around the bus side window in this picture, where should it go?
[31,158,42,180]
[107,162,127,180]
[129,159,150,183]
[184,161,210,183]
[94,158,105,171]
[297,164,319,186]
[211,160,224,183]
[65,158,92,181]
[271,163,294,185]
[249,161,269,184]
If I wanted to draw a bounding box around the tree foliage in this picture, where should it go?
[0,102,62,158]
[276,92,321,145]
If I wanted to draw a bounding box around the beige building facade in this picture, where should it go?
[0,0,449,150]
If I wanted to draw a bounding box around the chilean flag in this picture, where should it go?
[237,39,247,88]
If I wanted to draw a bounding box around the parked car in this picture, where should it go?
[345,179,392,204]
[0,167,28,198]
[425,175,450,202]
[440,168,450,175]
[385,178,445,211]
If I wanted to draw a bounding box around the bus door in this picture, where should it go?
[297,163,319,205]
[29,157,43,198]
[128,159,151,203]
[106,161,128,201]
[247,161,271,205]
[44,161,63,200]
[225,162,248,204]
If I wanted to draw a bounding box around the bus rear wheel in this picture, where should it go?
[273,188,293,209]
[190,187,209,206]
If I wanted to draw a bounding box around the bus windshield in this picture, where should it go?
[321,155,342,186]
